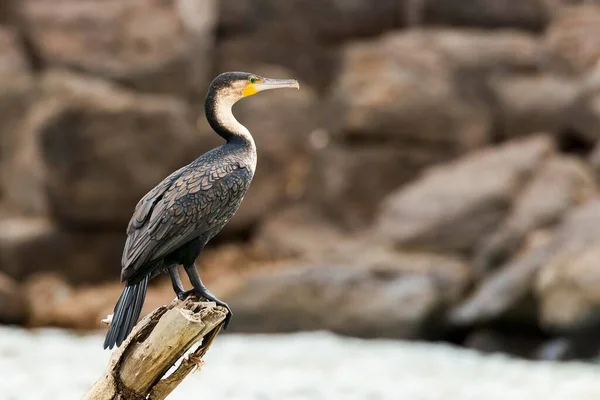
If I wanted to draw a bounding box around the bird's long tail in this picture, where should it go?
[103,275,149,350]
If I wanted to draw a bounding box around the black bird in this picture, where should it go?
[103,72,299,349]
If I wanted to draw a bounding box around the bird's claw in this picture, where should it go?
[177,289,194,301]
[177,290,232,329]
[209,298,232,330]
[218,302,232,331]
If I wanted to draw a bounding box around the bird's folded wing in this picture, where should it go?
[127,166,187,233]
[120,163,251,281]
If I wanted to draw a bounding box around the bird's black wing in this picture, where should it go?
[120,160,252,282]
[126,166,187,234]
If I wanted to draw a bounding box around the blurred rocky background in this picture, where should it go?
[2,0,600,363]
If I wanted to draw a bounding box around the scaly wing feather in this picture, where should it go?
[120,161,252,282]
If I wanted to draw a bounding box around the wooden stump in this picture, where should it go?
[83,296,227,400]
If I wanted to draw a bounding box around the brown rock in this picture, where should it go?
[254,205,351,260]
[19,0,217,96]
[0,76,37,196]
[543,5,600,76]
[319,29,543,229]
[3,70,212,228]
[216,0,406,89]
[218,0,401,41]
[423,0,550,31]
[23,273,176,329]
[0,27,34,183]
[328,30,494,152]
[535,199,600,330]
[223,251,469,339]
[452,199,600,328]
[464,329,547,359]
[327,28,540,147]
[0,1,17,24]
[474,155,596,274]
[428,29,541,72]
[375,135,555,255]
[197,243,275,284]
[449,230,552,327]
[489,74,580,139]
[308,144,448,229]
[0,272,27,324]
[0,25,30,78]
[563,75,600,142]
[588,139,600,182]
[0,217,124,284]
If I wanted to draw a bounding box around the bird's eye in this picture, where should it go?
[249,76,257,84]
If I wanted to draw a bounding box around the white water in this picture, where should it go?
[1,327,600,400]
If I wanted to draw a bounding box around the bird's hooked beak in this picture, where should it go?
[243,77,300,97]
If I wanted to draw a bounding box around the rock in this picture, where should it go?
[563,77,600,143]
[328,29,540,146]
[464,329,547,359]
[254,205,353,260]
[197,243,275,284]
[315,30,543,228]
[222,251,469,339]
[218,0,401,42]
[216,0,405,89]
[307,145,445,229]
[0,27,34,181]
[423,0,550,31]
[328,30,493,153]
[452,199,600,328]
[535,200,600,330]
[19,0,217,97]
[3,70,212,228]
[23,273,176,329]
[0,272,27,324]
[473,155,596,274]
[489,74,580,139]
[0,25,30,78]
[588,140,600,182]
[0,1,18,24]
[0,25,35,178]
[0,77,37,195]
[427,29,541,72]
[449,229,552,327]
[543,5,600,76]
[375,135,555,255]
[0,217,124,284]
[535,336,600,361]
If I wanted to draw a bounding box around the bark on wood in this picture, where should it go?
[82,296,227,400]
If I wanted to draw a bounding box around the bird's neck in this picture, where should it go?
[205,94,256,153]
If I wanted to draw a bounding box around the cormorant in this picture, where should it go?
[103,72,299,349]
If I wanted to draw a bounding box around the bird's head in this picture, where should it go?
[207,71,300,106]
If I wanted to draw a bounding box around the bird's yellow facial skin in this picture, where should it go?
[242,75,262,97]
[242,83,258,97]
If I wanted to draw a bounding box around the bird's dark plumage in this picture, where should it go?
[120,152,253,282]
[103,71,299,349]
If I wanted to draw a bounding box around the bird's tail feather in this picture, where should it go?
[103,275,149,350]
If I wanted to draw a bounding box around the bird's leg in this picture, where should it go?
[168,266,187,300]
[183,264,232,329]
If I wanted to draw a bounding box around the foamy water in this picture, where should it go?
[1,327,600,400]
